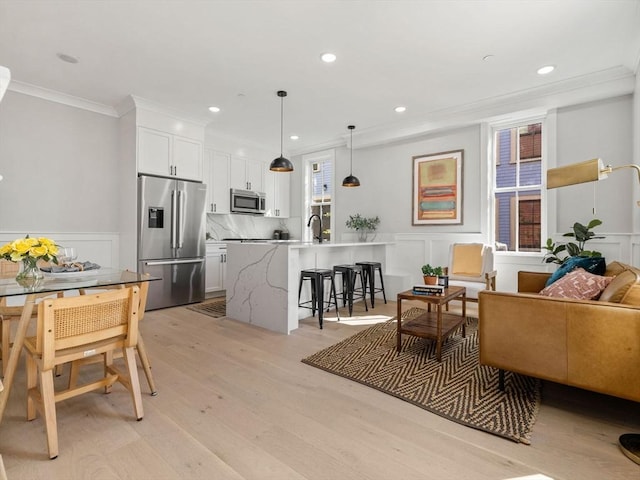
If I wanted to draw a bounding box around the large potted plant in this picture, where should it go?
[542,218,606,284]
[542,218,604,265]
[345,214,380,242]
[421,264,443,285]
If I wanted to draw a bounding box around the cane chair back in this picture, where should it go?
[73,272,156,395]
[23,286,143,459]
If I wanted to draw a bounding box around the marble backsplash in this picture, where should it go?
[206,214,301,241]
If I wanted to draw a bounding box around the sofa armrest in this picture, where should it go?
[518,271,551,293]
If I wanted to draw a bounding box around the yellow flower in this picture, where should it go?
[30,245,48,258]
[0,235,60,265]
[0,243,11,256]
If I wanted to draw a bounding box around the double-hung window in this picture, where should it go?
[493,121,544,252]
[305,150,334,242]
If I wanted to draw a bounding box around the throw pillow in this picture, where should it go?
[540,268,613,300]
[545,256,606,287]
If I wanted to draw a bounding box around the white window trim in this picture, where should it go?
[486,110,556,255]
[302,149,335,243]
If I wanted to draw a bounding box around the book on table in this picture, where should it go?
[412,284,444,296]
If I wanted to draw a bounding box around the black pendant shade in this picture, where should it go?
[269,90,294,172]
[342,125,360,187]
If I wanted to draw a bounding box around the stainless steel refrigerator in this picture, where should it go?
[138,175,206,310]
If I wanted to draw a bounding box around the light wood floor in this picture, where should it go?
[1,298,639,479]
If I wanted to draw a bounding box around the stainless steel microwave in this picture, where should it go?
[230,188,266,215]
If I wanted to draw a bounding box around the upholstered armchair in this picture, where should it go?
[445,243,497,303]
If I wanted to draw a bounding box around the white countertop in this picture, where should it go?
[225,240,392,248]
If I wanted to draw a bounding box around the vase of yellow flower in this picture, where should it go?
[0,236,59,289]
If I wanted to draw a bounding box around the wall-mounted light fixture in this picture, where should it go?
[269,90,294,172]
[342,125,360,187]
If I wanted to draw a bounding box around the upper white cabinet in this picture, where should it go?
[203,148,231,214]
[138,126,203,181]
[230,156,265,192]
[265,170,291,218]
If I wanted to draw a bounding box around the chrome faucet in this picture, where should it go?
[307,214,323,243]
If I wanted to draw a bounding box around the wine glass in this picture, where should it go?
[58,247,77,265]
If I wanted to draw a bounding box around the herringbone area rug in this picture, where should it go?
[302,307,541,444]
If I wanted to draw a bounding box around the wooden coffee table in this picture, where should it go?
[396,286,466,361]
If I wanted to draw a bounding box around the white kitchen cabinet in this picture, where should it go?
[138,126,202,181]
[203,148,230,214]
[230,156,265,192]
[206,244,227,293]
[265,170,291,218]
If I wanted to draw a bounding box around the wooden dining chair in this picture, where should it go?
[71,273,157,395]
[23,286,144,459]
[0,260,63,376]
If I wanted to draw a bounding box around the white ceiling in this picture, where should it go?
[1,0,639,154]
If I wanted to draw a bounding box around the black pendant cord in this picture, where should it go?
[349,127,354,175]
[280,94,284,156]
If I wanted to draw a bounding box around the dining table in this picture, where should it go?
[0,268,160,425]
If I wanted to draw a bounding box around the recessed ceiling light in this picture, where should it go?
[394,106,407,113]
[320,52,337,63]
[208,106,221,113]
[56,52,79,64]
[537,65,555,75]
[290,135,299,140]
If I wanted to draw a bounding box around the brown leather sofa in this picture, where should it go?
[478,261,640,402]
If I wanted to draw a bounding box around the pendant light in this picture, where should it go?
[342,125,360,187]
[269,90,294,172]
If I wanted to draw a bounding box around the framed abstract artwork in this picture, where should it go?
[412,149,463,225]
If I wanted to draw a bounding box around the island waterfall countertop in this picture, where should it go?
[225,241,393,333]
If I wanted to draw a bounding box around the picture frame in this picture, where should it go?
[412,149,463,225]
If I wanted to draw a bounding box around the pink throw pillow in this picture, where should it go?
[539,268,613,300]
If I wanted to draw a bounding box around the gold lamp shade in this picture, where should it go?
[546,158,607,189]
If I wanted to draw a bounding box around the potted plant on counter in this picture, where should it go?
[345,214,380,242]
[421,264,443,285]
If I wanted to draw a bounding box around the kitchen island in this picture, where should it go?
[225,241,392,333]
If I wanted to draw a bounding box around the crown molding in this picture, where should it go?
[7,80,118,117]
[296,65,636,153]
[123,95,209,126]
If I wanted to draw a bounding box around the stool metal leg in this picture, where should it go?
[377,267,387,304]
[367,266,376,307]
[329,275,340,321]
[355,270,368,313]
[316,273,326,329]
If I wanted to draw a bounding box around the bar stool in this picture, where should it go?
[298,269,340,329]
[356,261,387,308]
[333,264,368,317]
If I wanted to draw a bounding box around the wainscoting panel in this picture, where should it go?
[0,232,120,269]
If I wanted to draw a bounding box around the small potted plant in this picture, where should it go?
[421,264,443,285]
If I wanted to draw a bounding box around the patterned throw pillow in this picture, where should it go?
[539,268,613,300]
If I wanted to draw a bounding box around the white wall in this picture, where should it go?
[0,91,120,233]
[333,125,482,238]
[555,94,634,233]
